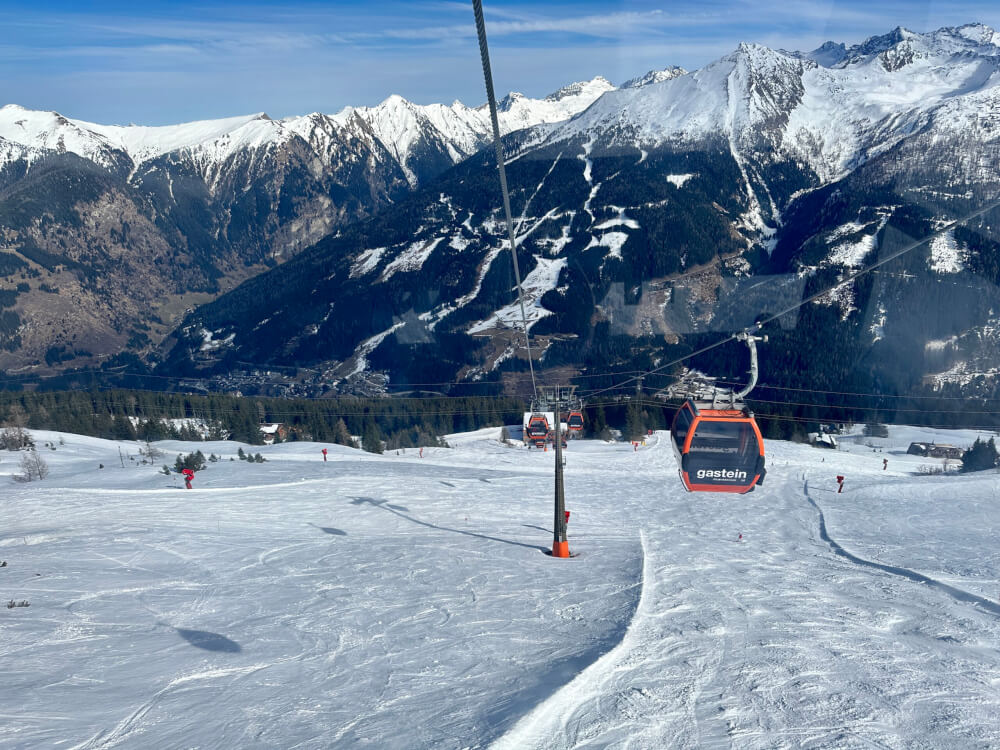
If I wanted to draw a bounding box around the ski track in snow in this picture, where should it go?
[70,663,273,750]
[488,435,1000,749]
[489,529,653,750]
[804,481,1000,617]
[514,154,562,237]
[578,136,601,227]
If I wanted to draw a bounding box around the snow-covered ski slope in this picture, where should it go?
[3,426,1000,749]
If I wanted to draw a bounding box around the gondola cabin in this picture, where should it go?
[670,399,765,493]
[523,412,554,446]
[567,410,584,432]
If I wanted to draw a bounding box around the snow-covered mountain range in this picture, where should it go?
[540,23,1000,222]
[159,23,1000,399]
[0,74,630,371]
[0,75,619,189]
[2,24,1000,400]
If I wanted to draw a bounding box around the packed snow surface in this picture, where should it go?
[3,425,1000,749]
[379,237,445,281]
[348,246,387,279]
[665,173,696,188]
[468,257,567,334]
[929,230,966,273]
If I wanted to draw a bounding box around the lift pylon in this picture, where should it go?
[537,385,576,557]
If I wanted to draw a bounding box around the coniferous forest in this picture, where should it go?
[1,385,996,455]
[0,390,523,450]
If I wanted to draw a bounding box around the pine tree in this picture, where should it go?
[362,421,383,454]
[175,451,207,472]
[333,418,355,447]
[624,402,643,442]
[112,415,137,441]
[961,437,998,473]
[139,440,163,463]
[590,404,608,438]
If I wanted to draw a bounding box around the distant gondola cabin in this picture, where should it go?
[522,412,554,445]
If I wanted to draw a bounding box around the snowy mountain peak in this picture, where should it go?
[806,41,849,67]
[377,93,414,109]
[544,21,1000,189]
[544,76,615,102]
[727,42,811,85]
[805,23,1000,70]
[6,22,997,197]
[0,104,127,169]
[837,23,1000,69]
[486,77,617,135]
[733,41,798,64]
[0,72,617,195]
[852,26,915,57]
[620,67,688,89]
[496,91,526,110]
[79,112,279,166]
[954,22,1000,46]
[931,23,1000,53]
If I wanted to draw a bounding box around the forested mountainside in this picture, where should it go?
[0,77,615,372]
[159,24,1000,406]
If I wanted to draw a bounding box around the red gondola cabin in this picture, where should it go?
[670,399,765,493]
[523,412,552,447]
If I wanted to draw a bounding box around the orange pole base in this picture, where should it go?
[552,541,570,558]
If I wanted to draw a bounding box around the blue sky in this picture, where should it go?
[2,1,999,124]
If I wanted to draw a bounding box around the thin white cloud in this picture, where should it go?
[375,11,683,41]
[3,1,1000,125]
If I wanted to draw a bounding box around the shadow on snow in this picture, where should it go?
[351,497,548,552]
[174,628,242,652]
[309,523,347,536]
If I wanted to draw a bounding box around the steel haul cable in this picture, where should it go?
[471,0,538,403]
